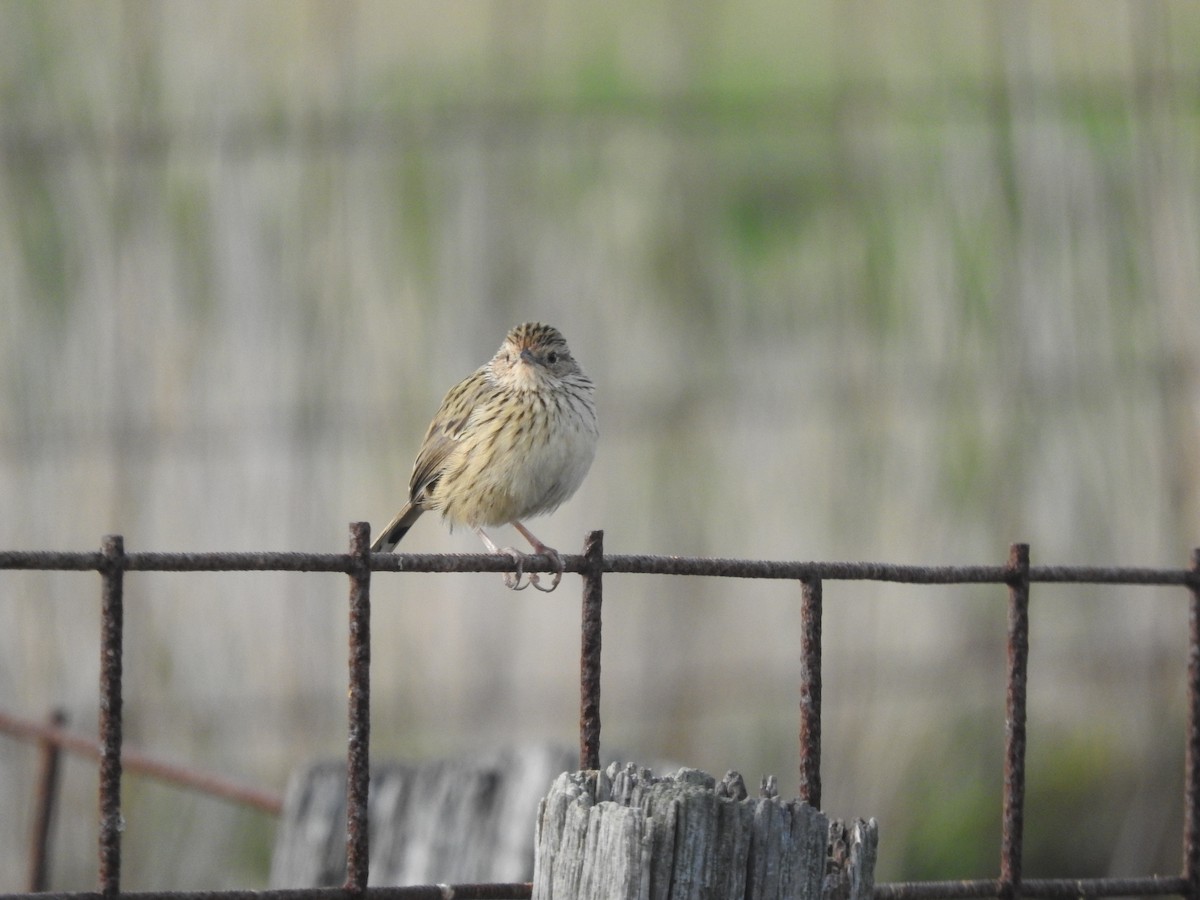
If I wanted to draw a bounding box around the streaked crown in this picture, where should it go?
[505,322,569,354]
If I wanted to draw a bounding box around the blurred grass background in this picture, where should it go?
[1,0,1198,891]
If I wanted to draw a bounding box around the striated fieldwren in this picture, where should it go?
[372,322,598,592]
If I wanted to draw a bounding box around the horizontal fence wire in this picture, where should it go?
[6,880,1191,900]
[2,533,1199,900]
[1,549,1195,585]
[0,889,535,900]
[875,876,1193,899]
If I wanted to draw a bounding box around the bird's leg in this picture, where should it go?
[512,521,564,593]
[474,526,529,590]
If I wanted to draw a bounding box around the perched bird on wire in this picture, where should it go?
[371,322,598,592]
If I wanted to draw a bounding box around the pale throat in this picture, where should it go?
[504,359,550,391]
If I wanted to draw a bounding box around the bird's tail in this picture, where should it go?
[371,502,425,552]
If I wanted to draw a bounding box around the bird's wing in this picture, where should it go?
[408,368,492,502]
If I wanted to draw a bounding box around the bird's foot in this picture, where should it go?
[511,521,563,592]
[497,545,562,592]
[475,525,565,592]
[500,547,530,591]
[475,526,532,591]
[528,546,563,592]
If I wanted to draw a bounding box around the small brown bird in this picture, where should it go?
[372,322,598,591]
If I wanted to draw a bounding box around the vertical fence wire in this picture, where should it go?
[26,708,67,892]
[98,535,125,896]
[1001,543,1031,900]
[345,523,372,893]
[799,577,822,807]
[579,530,604,771]
[1184,548,1200,898]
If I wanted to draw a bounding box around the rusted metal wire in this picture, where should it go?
[345,523,372,893]
[1185,547,1200,897]
[0,887,534,900]
[0,709,284,814]
[579,530,604,772]
[27,708,67,892]
[18,878,1196,900]
[98,535,124,897]
[6,534,1200,900]
[1001,544,1030,900]
[874,875,1190,899]
[798,577,822,808]
[3,549,1195,585]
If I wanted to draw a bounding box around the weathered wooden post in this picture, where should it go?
[270,746,581,887]
[533,762,877,900]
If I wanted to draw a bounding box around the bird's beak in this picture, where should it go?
[519,348,538,366]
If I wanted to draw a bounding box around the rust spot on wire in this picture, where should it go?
[345,522,372,893]
[1001,544,1030,900]
[98,534,125,896]
[579,530,603,771]
[799,576,822,807]
[1184,548,1200,894]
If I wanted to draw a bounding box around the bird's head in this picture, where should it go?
[491,322,582,389]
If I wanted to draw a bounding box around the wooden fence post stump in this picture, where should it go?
[533,762,877,900]
[269,745,581,887]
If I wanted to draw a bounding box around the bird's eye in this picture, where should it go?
[546,351,559,364]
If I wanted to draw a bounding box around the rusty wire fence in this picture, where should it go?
[2,525,1200,900]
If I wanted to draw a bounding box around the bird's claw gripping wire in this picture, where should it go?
[499,547,563,592]
[528,546,564,592]
[476,525,565,593]
[500,547,529,591]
